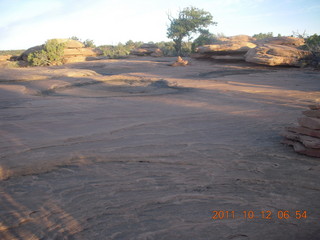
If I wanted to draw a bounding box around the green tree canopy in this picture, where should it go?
[167,6,217,56]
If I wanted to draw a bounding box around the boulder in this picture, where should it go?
[245,44,312,66]
[170,56,188,67]
[130,44,163,57]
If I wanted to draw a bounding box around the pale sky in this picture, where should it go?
[0,0,319,50]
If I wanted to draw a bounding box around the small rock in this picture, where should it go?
[170,56,188,67]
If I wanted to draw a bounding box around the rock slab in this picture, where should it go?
[283,107,320,157]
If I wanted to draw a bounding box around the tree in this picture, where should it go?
[167,6,216,56]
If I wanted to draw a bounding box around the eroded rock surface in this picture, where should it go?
[0,57,320,239]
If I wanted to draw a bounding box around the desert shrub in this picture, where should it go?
[27,39,65,66]
[70,36,81,41]
[252,32,274,40]
[305,34,320,55]
[83,39,96,48]
[98,43,132,58]
[157,41,176,56]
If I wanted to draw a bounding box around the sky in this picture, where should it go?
[0,0,319,50]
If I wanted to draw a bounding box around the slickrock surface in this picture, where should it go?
[0,57,320,239]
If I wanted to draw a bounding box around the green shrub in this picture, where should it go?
[305,34,320,56]
[83,39,96,48]
[27,39,65,66]
[252,32,274,40]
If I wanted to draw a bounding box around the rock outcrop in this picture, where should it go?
[130,44,163,57]
[19,39,103,64]
[193,35,313,67]
[170,56,188,66]
[192,35,256,61]
[256,36,305,47]
[282,105,320,157]
[244,44,312,67]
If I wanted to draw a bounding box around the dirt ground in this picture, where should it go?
[0,57,319,240]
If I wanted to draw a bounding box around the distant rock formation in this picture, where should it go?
[282,105,320,157]
[130,44,163,57]
[19,39,103,64]
[192,35,257,61]
[170,56,188,66]
[245,37,312,67]
[192,35,313,67]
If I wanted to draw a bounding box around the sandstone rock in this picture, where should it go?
[193,35,256,61]
[130,44,163,57]
[245,44,312,66]
[282,131,320,148]
[298,117,320,130]
[229,35,256,42]
[302,110,320,119]
[196,41,256,54]
[20,45,43,61]
[0,55,12,61]
[55,39,85,48]
[282,139,320,157]
[19,39,102,64]
[308,104,320,110]
[63,48,103,57]
[257,36,305,47]
[287,126,320,138]
[170,56,188,67]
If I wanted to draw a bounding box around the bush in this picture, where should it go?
[305,34,320,56]
[83,39,96,48]
[252,32,274,40]
[27,39,65,66]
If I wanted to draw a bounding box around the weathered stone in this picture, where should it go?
[302,110,320,119]
[282,131,320,148]
[170,56,188,67]
[20,45,43,61]
[257,36,305,47]
[287,126,320,138]
[245,44,312,66]
[298,117,320,130]
[308,104,320,110]
[196,41,256,54]
[63,48,103,57]
[282,139,320,157]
